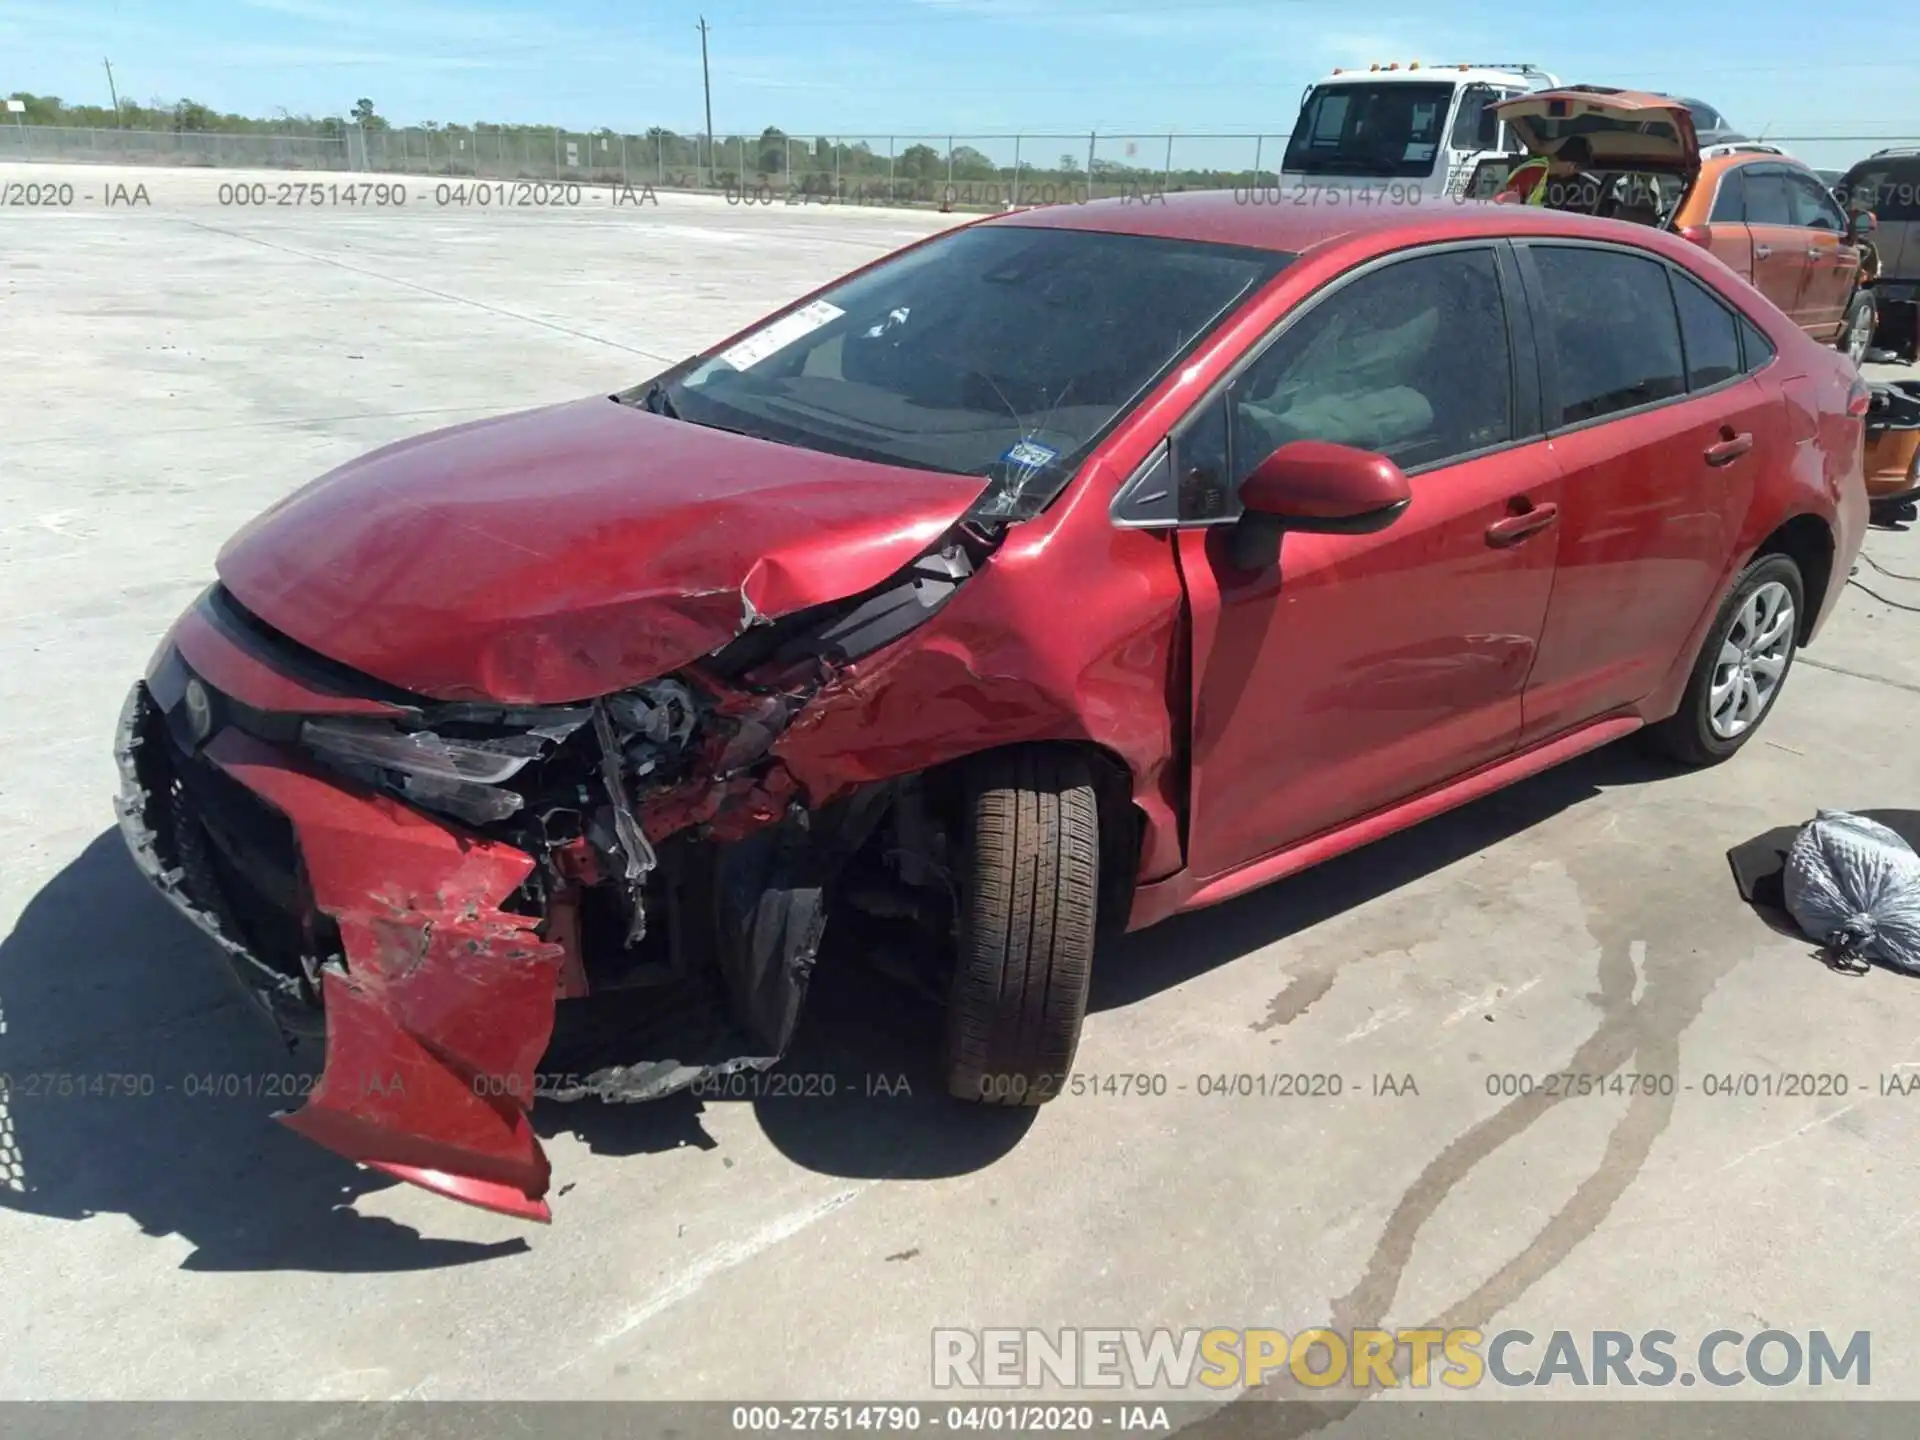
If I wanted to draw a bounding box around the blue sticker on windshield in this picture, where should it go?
[1001,439,1058,470]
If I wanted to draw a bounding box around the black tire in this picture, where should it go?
[1841,289,1877,366]
[945,748,1099,1106]
[1643,553,1804,767]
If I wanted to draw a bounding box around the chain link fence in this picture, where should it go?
[0,124,1286,204]
[3,123,1912,207]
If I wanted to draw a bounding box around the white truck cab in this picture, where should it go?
[1280,61,1563,202]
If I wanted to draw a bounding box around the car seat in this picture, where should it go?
[1232,304,1442,463]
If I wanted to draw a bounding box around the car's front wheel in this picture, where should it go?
[1644,553,1804,766]
[945,748,1099,1106]
[1842,290,1877,366]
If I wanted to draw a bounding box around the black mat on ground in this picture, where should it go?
[1728,809,1920,933]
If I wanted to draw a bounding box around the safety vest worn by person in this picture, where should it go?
[1502,156,1553,204]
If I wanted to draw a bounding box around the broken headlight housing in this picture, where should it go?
[300,718,547,825]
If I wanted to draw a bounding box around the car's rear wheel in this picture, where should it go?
[1842,290,1877,365]
[1644,554,1804,767]
[945,748,1099,1106]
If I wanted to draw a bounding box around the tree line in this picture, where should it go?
[5,93,1268,193]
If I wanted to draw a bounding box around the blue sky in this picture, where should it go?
[5,0,1919,167]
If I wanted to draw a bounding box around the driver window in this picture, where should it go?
[1449,87,1498,153]
[1785,172,1844,231]
[1223,248,1514,491]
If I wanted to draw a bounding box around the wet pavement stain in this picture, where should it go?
[1187,834,1749,1439]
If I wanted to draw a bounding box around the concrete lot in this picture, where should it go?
[4,163,1920,1410]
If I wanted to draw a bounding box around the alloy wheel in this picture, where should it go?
[1847,305,1875,365]
[1707,580,1795,739]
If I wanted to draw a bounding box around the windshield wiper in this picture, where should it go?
[638,382,681,419]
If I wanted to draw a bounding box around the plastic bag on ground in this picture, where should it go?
[1783,810,1920,974]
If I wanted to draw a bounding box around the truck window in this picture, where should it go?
[1283,81,1458,178]
[1448,86,1500,153]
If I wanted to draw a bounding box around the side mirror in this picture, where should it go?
[1851,210,1878,240]
[1238,440,1412,534]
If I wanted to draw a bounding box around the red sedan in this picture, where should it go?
[115,193,1869,1221]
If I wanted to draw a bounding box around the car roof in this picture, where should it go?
[1701,148,1817,177]
[1845,150,1920,176]
[981,188,1705,260]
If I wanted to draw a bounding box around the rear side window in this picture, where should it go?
[1739,316,1777,372]
[1709,169,1746,223]
[1670,270,1742,390]
[1742,170,1795,226]
[1530,246,1686,426]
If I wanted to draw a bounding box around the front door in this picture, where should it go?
[1514,242,1786,739]
[1740,166,1817,324]
[1782,168,1862,338]
[1176,244,1562,882]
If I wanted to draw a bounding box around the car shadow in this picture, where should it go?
[1088,738,1675,1011]
[736,738,1681,1179]
[2,741,1678,1265]
[0,831,530,1273]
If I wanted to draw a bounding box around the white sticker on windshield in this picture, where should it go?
[1002,439,1059,471]
[1403,142,1436,162]
[717,299,845,371]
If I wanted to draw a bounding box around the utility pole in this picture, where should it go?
[696,15,714,186]
[103,57,122,126]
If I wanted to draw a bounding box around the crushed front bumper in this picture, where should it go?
[116,674,566,1221]
[113,595,889,1222]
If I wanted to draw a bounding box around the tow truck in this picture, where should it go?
[1279,60,1563,203]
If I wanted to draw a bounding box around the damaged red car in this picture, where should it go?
[116,194,1867,1222]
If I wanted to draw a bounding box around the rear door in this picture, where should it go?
[1703,165,1756,280]
[1514,241,1785,740]
[1740,166,1814,322]
[1783,168,1861,338]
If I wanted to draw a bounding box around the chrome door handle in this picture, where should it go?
[1754,243,1772,258]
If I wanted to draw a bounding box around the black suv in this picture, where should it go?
[1839,147,1920,363]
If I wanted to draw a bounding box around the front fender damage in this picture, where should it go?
[527,542,978,1107]
[117,532,992,1220]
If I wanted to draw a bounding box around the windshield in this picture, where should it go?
[627,225,1288,521]
[1674,97,1726,132]
[1283,81,1457,178]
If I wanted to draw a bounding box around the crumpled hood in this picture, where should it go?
[217,397,990,704]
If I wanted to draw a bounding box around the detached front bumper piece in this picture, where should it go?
[115,675,564,1221]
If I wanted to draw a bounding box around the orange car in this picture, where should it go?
[1486,88,1876,360]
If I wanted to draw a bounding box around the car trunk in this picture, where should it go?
[1490,86,1701,222]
